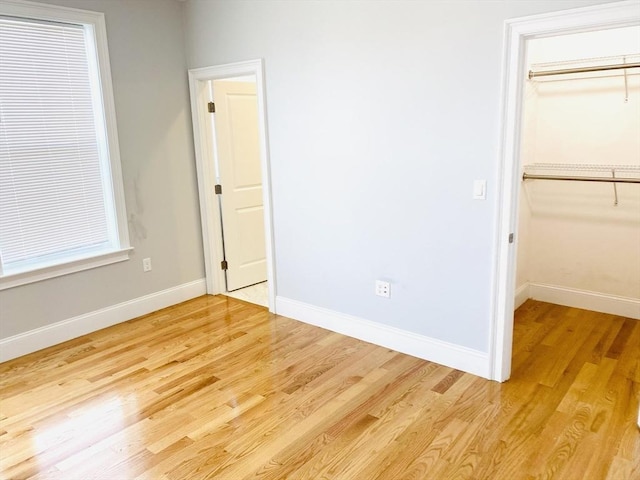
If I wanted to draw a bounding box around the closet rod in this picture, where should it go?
[523,173,640,184]
[528,61,640,79]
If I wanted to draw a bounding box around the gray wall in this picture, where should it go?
[0,0,204,339]
[183,0,621,352]
[1,0,624,353]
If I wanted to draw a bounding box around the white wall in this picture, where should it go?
[517,26,640,306]
[0,0,204,341]
[183,0,623,353]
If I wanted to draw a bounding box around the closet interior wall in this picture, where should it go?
[516,26,640,319]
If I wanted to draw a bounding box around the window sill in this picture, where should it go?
[0,247,133,291]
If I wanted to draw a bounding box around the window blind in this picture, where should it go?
[0,16,112,273]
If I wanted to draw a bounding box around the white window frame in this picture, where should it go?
[0,0,131,290]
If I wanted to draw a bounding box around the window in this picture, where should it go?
[0,0,130,290]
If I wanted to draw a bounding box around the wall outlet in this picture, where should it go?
[142,257,152,272]
[375,280,390,298]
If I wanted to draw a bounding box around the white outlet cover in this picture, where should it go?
[375,280,390,298]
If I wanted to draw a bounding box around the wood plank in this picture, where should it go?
[0,296,638,479]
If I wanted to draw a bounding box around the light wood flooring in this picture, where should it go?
[0,296,638,479]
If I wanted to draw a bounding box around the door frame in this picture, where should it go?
[188,59,276,312]
[490,1,639,381]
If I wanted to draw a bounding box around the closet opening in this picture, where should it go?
[492,2,640,383]
[515,26,640,320]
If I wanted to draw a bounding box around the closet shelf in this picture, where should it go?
[523,163,640,172]
[522,173,640,184]
[528,54,640,80]
[529,61,640,79]
[522,164,640,184]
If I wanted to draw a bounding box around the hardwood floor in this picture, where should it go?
[0,296,638,479]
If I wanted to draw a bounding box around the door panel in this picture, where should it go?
[213,80,267,291]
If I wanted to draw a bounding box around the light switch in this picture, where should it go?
[473,180,486,200]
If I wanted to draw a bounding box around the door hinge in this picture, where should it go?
[509,233,514,244]
[208,101,215,113]
[214,184,222,195]
[221,260,228,270]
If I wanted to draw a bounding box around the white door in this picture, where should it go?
[213,80,267,291]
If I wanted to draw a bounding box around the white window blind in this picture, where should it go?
[0,12,126,281]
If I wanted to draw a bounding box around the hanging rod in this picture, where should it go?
[523,173,640,183]
[528,61,640,79]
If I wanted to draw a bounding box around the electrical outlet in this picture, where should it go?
[143,257,152,272]
[375,280,390,298]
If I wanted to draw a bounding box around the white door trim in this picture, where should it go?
[188,59,277,312]
[490,1,640,381]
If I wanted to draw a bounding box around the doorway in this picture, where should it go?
[491,1,639,382]
[515,27,640,314]
[188,60,276,311]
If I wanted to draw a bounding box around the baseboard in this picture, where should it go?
[275,296,490,379]
[0,279,207,363]
[514,283,530,310]
[529,283,640,320]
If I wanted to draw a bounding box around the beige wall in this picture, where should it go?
[517,26,640,299]
[0,0,204,339]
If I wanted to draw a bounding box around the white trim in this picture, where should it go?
[188,60,277,313]
[529,283,640,320]
[0,0,132,288]
[91,3,130,254]
[0,248,132,291]
[276,297,490,379]
[514,283,530,310]
[0,0,106,23]
[0,279,206,363]
[491,1,640,381]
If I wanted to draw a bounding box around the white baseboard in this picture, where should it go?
[0,279,207,363]
[275,296,490,379]
[514,283,530,310]
[529,283,640,320]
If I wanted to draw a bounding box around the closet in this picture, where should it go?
[515,26,640,320]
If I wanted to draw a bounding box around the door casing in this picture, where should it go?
[188,59,276,312]
[491,0,639,381]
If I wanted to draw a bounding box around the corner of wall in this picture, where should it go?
[514,282,530,310]
[275,296,492,380]
[0,279,207,363]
